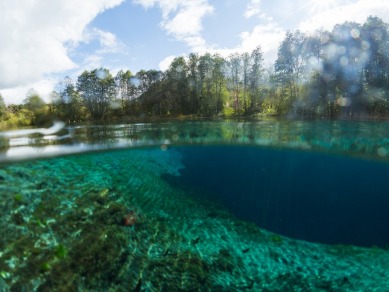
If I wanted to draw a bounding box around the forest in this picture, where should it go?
[1,16,389,128]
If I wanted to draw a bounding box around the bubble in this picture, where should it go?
[326,43,338,59]
[378,147,387,157]
[63,94,71,104]
[308,56,322,71]
[340,56,348,67]
[373,28,383,41]
[349,47,359,58]
[188,78,195,88]
[320,34,330,44]
[110,100,121,109]
[337,46,346,55]
[96,69,108,80]
[160,144,168,151]
[361,41,370,51]
[336,97,352,107]
[129,77,140,87]
[351,28,360,39]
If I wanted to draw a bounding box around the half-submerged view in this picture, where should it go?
[1,1,389,291]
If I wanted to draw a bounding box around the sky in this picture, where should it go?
[1,0,389,104]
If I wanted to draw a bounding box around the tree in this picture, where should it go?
[23,89,49,125]
[115,70,133,114]
[227,53,243,114]
[363,16,389,88]
[211,54,226,114]
[53,76,85,122]
[0,93,6,119]
[275,31,307,95]
[187,53,201,113]
[241,52,251,113]
[136,69,164,115]
[248,46,264,113]
[165,57,189,115]
[77,68,116,120]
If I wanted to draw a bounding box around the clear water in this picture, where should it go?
[0,120,389,291]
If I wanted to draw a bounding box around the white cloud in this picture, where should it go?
[135,0,213,51]
[299,0,389,32]
[245,0,261,18]
[83,55,104,71]
[0,0,124,104]
[240,23,285,65]
[1,78,58,105]
[158,55,177,71]
[83,27,126,54]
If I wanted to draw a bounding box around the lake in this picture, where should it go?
[0,120,389,290]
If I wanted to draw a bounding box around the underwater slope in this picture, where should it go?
[173,145,389,247]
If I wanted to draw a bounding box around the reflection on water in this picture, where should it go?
[1,120,389,162]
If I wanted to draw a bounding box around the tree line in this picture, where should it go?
[1,15,389,128]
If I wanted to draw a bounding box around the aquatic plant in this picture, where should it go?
[54,244,68,259]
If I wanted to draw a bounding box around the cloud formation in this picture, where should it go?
[134,0,214,51]
[0,0,124,103]
[299,0,389,31]
[244,0,262,19]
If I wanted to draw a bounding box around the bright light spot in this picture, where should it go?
[351,29,360,39]
[336,97,351,107]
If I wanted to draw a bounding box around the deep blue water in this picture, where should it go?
[166,146,389,247]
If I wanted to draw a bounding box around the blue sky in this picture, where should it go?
[1,0,388,104]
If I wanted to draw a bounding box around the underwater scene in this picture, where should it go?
[0,120,389,291]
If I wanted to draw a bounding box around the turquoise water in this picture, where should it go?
[0,120,389,290]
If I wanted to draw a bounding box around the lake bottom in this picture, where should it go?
[0,146,388,291]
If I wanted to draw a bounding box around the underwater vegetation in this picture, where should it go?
[0,147,388,290]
